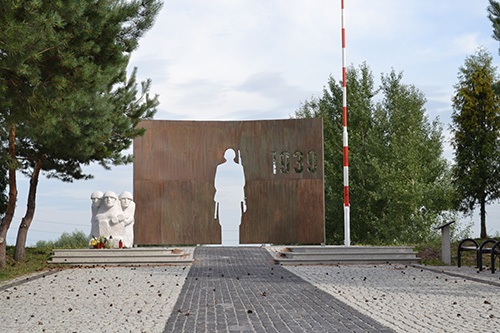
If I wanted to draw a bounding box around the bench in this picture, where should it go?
[457,238,499,271]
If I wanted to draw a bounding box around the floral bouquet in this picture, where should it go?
[89,236,100,249]
[89,236,114,249]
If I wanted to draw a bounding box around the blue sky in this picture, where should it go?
[7,0,500,245]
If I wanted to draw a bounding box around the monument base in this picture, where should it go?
[49,248,193,266]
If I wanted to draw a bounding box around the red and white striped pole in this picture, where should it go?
[341,0,350,246]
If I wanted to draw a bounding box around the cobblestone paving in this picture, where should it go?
[0,251,193,332]
[164,247,393,332]
[286,263,500,332]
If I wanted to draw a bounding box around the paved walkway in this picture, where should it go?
[164,247,393,332]
[2,247,500,332]
[286,263,500,332]
[0,249,195,333]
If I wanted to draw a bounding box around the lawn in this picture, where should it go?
[0,246,61,283]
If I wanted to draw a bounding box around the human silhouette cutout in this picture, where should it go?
[214,148,246,245]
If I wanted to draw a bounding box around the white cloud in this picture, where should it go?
[450,33,485,55]
[11,0,500,245]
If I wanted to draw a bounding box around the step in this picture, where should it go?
[52,248,177,257]
[275,245,419,265]
[286,246,416,254]
[276,257,421,265]
[280,252,419,261]
[49,248,193,266]
[50,257,193,265]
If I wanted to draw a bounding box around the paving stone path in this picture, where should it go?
[164,247,393,332]
[287,263,500,332]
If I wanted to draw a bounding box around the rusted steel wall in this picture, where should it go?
[133,119,324,245]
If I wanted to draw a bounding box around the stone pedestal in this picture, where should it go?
[435,221,456,265]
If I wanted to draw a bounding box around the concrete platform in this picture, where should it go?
[275,245,420,265]
[49,247,193,265]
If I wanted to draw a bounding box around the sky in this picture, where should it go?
[6,0,500,246]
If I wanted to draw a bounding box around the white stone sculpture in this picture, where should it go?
[118,191,135,248]
[89,191,104,239]
[94,191,124,247]
[90,190,135,248]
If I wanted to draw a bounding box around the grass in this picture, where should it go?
[0,246,62,283]
[415,238,500,268]
[0,230,92,283]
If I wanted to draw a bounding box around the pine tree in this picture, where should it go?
[450,49,500,239]
[0,0,162,265]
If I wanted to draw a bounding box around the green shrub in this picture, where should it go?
[36,230,88,249]
[35,239,55,250]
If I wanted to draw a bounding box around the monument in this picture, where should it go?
[89,190,135,248]
[118,191,135,248]
[89,190,103,239]
[133,118,325,245]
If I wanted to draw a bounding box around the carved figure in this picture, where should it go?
[94,191,124,246]
[89,191,103,239]
[214,148,246,245]
[118,191,135,248]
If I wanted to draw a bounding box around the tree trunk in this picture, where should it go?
[0,124,18,268]
[14,157,43,262]
[480,196,487,239]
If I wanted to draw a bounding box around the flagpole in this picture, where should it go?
[341,0,350,246]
